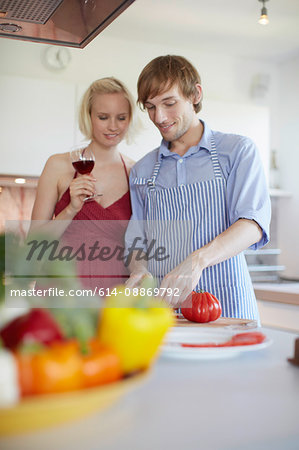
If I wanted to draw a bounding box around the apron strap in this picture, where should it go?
[210,134,223,179]
[147,160,161,192]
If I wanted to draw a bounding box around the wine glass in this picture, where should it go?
[70,146,102,202]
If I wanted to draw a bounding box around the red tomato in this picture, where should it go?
[181,291,222,323]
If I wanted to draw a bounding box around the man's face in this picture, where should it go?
[144,84,198,142]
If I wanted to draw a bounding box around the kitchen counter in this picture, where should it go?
[1,327,298,450]
[254,283,299,332]
[254,282,299,306]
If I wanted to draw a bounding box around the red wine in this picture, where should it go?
[72,160,94,174]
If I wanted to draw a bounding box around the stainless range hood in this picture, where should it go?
[0,0,135,48]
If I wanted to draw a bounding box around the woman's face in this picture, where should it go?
[90,92,131,148]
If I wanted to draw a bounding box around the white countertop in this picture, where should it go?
[254,282,299,294]
[1,327,299,450]
[254,282,299,306]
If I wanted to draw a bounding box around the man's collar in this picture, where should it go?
[158,120,213,161]
[198,120,213,153]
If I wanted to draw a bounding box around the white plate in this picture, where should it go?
[161,327,272,360]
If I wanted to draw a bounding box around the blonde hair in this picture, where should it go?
[137,55,203,113]
[78,77,136,141]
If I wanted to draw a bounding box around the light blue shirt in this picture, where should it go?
[126,120,271,251]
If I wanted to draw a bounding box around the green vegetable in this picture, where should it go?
[50,308,99,353]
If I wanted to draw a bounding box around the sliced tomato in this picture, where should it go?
[179,332,266,348]
[228,332,266,346]
[181,342,219,348]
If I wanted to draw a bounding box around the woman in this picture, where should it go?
[30,77,135,291]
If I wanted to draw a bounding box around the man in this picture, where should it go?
[125,55,270,320]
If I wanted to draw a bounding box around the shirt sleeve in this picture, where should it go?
[226,137,271,250]
[124,166,147,254]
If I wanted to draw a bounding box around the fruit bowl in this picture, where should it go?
[0,371,148,436]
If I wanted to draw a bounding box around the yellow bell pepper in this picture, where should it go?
[98,286,174,374]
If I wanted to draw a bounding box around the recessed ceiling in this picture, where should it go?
[107,0,299,63]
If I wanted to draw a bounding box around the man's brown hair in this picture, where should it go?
[137,55,202,113]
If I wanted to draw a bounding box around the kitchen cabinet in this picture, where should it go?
[0,75,76,176]
[257,300,299,332]
[255,282,299,332]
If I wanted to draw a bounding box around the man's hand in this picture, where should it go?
[125,265,153,288]
[159,252,203,307]
[125,249,153,288]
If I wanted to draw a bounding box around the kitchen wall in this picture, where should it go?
[0,34,276,169]
[0,30,298,278]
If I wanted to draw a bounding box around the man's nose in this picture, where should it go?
[154,107,167,124]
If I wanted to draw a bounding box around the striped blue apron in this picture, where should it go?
[141,134,259,321]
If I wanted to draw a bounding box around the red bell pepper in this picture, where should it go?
[0,308,64,350]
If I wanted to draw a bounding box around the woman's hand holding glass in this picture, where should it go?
[68,174,97,213]
[70,146,103,204]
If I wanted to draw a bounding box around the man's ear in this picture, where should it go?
[193,83,202,104]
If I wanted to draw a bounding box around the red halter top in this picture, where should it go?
[54,155,132,291]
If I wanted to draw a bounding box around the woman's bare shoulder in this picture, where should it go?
[41,152,73,180]
[45,152,70,170]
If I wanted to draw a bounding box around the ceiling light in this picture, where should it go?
[14,178,26,184]
[258,0,269,25]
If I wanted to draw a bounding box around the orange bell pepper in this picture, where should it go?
[32,340,83,395]
[15,341,82,396]
[15,350,35,397]
[81,338,122,388]
[15,339,123,397]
